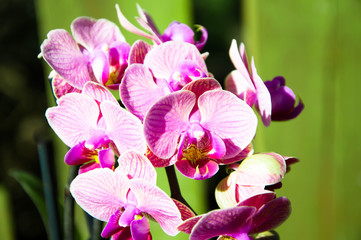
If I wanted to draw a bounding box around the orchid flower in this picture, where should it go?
[70,150,183,240]
[45,82,146,173]
[143,78,258,179]
[49,71,81,99]
[225,40,272,126]
[40,17,130,93]
[215,153,287,209]
[116,4,207,50]
[120,41,209,121]
[178,193,291,240]
[264,76,304,121]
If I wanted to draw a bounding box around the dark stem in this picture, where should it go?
[91,219,104,240]
[165,165,196,214]
[64,165,79,240]
[38,140,61,240]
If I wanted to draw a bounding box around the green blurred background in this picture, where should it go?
[1,0,361,239]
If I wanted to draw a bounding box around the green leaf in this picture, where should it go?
[253,230,280,240]
[10,170,48,230]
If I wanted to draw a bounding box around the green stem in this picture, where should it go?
[165,165,196,214]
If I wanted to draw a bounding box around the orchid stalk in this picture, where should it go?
[38,3,304,240]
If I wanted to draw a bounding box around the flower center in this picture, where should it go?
[182,144,207,165]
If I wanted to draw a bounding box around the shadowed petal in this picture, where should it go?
[117,150,157,184]
[172,199,196,221]
[249,197,291,234]
[130,179,182,236]
[144,91,195,159]
[189,206,256,240]
[41,29,90,89]
[177,215,202,234]
[70,168,130,221]
[45,93,99,147]
[100,101,146,154]
[128,40,152,64]
[199,90,257,158]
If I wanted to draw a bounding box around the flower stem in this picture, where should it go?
[165,165,196,214]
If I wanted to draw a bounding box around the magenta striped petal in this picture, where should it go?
[199,90,257,159]
[128,40,152,64]
[177,215,202,234]
[189,206,256,240]
[117,150,157,184]
[120,64,170,121]
[130,179,182,236]
[144,91,195,159]
[100,101,146,154]
[182,78,222,100]
[70,168,130,221]
[82,81,118,104]
[41,29,90,89]
[45,93,99,147]
[50,71,81,99]
[71,17,125,51]
[144,41,207,81]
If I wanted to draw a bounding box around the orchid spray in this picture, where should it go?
[39,3,304,240]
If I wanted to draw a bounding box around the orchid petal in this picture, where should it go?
[41,29,90,89]
[144,41,207,81]
[50,71,81,99]
[70,168,130,221]
[229,40,252,85]
[176,159,219,180]
[101,210,122,238]
[112,227,132,240]
[172,198,196,221]
[215,175,238,209]
[130,179,182,236]
[177,215,202,234]
[217,143,254,165]
[128,40,152,64]
[115,4,157,41]
[182,78,222,100]
[189,206,256,240]
[250,197,291,234]
[251,58,272,126]
[237,192,276,210]
[64,141,96,165]
[225,70,256,106]
[82,81,118,104]
[90,48,109,85]
[130,216,151,240]
[100,101,146,154]
[120,64,169,121]
[78,161,100,174]
[235,153,286,186]
[144,91,195,159]
[99,148,115,169]
[199,90,257,158]
[145,148,177,167]
[71,17,125,51]
[117,150,157,184]
[45,93,99,147]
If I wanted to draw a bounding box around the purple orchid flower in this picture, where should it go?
[40,17,130,93]
[215,153,287,209]
[225,40,272,126]
[120,41,209,121]
[70,150,183,240]
[45,82,146,173]
[143,78,258,180]
[116,4,207,50]
[264,76,304,121]
[178,193,291,240]
[49,71,81,99]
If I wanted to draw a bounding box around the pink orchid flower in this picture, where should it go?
[215,153,287,209]
[225,40,272,126]
[120,41,209,121]
[178,193,291,240]
[70,150,182,240]
[41,17,130,93]
[116,4,207,50]
[143,78,258,180]
[45,82,146,173]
